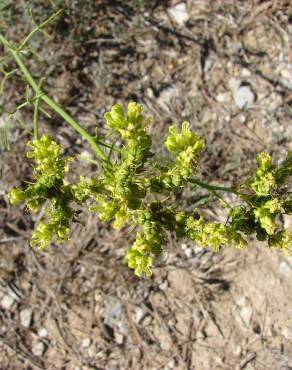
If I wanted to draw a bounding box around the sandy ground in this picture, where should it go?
[0,1,292,369]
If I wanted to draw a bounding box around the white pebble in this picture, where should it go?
[280,69,292,89]
[20,308,32,328]
[114,332,123,345]
[168,3,189,26]
[216,92,230,103]
[38,328,48,338]
[240,306,253,326]
[282,327,292,340]
[185,247,192,258]
[181,243,188,250]
[32,341,45,356]
[228,77,240,91]
[279,261,291,275]
[81,338,91,348]
[1,295,14,310]
[234,86,255,109]
[239,114,246,124]
[134,307,145,324]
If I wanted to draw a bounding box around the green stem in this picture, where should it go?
[16,9,64,51]
[0,33,108,162]
[33,95,40,140]
[189,178,238,194]
[33,79,44,140]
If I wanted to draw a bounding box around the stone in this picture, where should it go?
[216,92,230,103]
[239,114,247,124]
[0,295,14,310]
[234,86,255,109]
[158,86,177,111]
[32,341,45,356]
[134,307,145,324]
[20,308,32,328]
[228,77,240,91]
[142,315,152,326]
[279,261,291,275]
[283,215,292,229]
[184,247,192,258]
[38,328,48,338]
[282,326,292,340]
[242,68,251,77]
[114,332,123,345]
[240,305,253,326]
[168,3,189,26]
[159,280,168,291]
[81,338,91,348]
[181,243,188,250]
[104,301,122,329]
[280,68,292,89]
[80,150,93,160]
[146,87,154,98]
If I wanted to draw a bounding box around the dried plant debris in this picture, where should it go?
[0,1,292,369]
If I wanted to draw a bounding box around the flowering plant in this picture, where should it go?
[1,15,291,277]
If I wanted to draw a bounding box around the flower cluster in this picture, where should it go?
[186,216,247,252]
[8,135,75,250]
[8,103,292,277]
[150,122,205,191]
[230,152,292,250]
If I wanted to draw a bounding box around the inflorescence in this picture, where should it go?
[8,103,292,277]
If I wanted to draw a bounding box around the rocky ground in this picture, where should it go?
[0,1,292,369]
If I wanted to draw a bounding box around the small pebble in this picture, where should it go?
[142,315,152,326]
[159,280,168,291]
[38,328,48,338]
[216,92,230,103]
[20,308,32,328]
[134,307,145,324]
[181,243,188,250]
[240,306,253,326]
[279,261,291,275]
[242,68,251,77]
[185,247,192,258]
[1,295,14,310]
[280,69,292,89]
[168,3,189,26]
[234,86,255,109]
[239,114,246,124]
[32,341,45,357]
[282,327,292,340]
[114,332,123,345]
[228,77,240,91]
[81,338,91,348]
[88,344,96,358]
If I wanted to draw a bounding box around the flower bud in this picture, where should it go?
[8,188,25,205]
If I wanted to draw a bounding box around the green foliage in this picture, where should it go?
[269,230,292,254]
[150,122,205,191]
[186,216,247,252]
[26,135,72,187]
[254,198,282,235]
[251,152,277,196]
[8,135,75,250]
[7,102,292,277]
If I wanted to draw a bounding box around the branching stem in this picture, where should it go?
[189,178,238,194]
[0,32,108,162]
[0,31,244,192]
